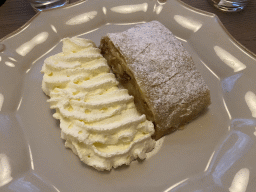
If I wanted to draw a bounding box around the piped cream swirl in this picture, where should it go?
[41,37,155,171]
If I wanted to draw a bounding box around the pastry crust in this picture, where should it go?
[100,21,211,140]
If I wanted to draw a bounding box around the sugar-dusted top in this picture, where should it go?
[107,21,210,130]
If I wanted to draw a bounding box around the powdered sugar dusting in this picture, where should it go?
[107,21,210,133]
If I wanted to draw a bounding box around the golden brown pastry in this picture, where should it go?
[100,21,211,140]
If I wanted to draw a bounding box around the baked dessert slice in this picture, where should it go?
[100,21,211,140]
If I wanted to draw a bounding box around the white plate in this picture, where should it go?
[1,0,256,191]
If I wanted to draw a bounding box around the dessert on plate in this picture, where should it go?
[100,21,211,140]
[41,37,156,171]
[41,20,211,171]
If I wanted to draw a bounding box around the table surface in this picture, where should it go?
[0,0,256,54]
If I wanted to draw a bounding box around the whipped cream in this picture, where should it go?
[41,37,156,171]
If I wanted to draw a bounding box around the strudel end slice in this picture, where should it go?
[99,21,211,140]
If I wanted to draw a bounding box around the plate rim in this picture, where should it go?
[0,0,255,58]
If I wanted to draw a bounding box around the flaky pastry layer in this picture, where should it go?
[100,21,211,139]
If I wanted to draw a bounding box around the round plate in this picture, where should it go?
[1,0,256,191]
